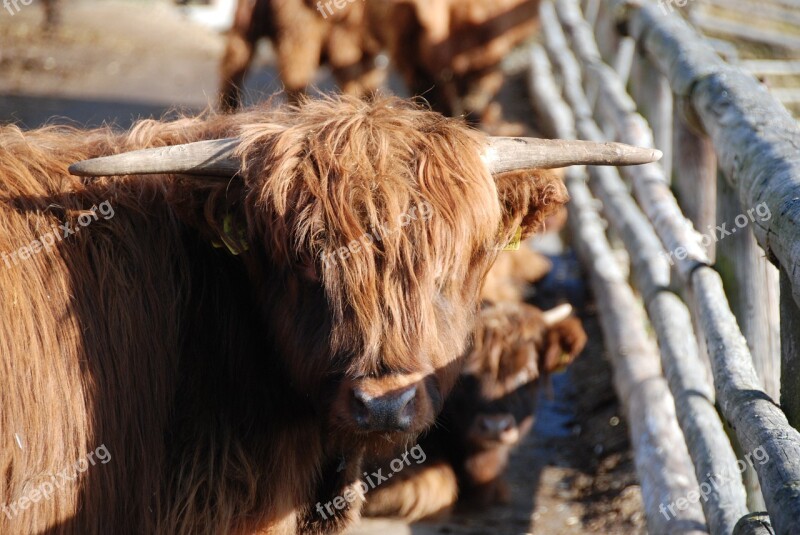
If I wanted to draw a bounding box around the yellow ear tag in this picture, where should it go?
[554,352,572,372]
[503,227,522,251]
[212,214,250,256]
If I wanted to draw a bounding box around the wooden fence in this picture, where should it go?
[525,1,800,533]
[687,0,800,113]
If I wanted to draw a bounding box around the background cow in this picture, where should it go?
[380,0,541,121]
[219,0,541,123]
[363,301,587,520]
[219,0,383,110]
[2,95,642,534]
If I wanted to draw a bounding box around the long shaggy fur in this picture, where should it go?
[0,96,566,534]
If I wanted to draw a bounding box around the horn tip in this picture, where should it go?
[543,303,573,326]
[68,161,96,177]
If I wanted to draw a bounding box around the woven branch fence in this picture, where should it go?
[524,1,800,533]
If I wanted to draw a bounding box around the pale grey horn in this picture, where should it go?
[484,137,662,173]
[69,137,241,177]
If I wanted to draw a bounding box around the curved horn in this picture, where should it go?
[68,137,241,177]
[484,137,662,173]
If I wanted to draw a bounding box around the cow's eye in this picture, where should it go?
[296,254,320,283]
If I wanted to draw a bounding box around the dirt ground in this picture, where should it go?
[0,2,646,533]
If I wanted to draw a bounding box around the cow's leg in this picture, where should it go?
[460,69,505,124]
[361,460,457,521]
[42,0,60,31]
[276,28,325,105]
[219,31,256,112]
[271,1,328,105]
[327,24,384,98]
[331,54,386,99]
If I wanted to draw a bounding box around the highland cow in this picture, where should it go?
[219,0,383,111]
[363,302,587,520]
[0,96,656,534]
[381,0,542,121]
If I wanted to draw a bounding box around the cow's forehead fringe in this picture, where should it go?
[238,96,505,371]
[468,303,545,384]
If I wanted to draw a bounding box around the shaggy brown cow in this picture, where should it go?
[0,96,656,534]
[381,0,541,121]
[219,0,383,110]
[363,302,587,520]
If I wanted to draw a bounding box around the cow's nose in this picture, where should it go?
[352,385,417,432]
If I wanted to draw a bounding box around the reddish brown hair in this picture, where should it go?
[0,96,566,534]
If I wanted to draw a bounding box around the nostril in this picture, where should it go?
[393,385,417,430]
[396,385,417,409]
[477,414,516,436]
[498,416,515,432]
[353,388,371,406]
[351,388,372,424]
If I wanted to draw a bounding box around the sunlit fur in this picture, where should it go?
[0,96,566,534]
[363,302,586,520]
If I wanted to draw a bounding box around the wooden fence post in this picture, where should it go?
[781,270,800,431]
[670,113,716,259]
[715,168,781,512]
[631,53,673,182]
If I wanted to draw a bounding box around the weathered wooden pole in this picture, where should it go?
[781,270,800,430]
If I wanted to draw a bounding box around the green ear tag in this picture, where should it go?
[503,227,522,251]
[213,214,250,255]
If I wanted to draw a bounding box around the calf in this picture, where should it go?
[363,302,587,520]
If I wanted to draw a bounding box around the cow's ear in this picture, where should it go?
[541,316,587,373]
[493,168,568,244]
